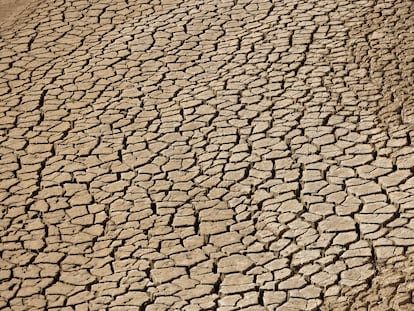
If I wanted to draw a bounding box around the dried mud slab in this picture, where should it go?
[0,0,413,310]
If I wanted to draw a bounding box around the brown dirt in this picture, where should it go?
[0,0,413,310]
[0,0,33,26]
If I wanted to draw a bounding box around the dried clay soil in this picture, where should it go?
[0,0,413,310]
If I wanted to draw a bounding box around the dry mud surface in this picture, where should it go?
[0,0,33,25]
[0,0,414,310]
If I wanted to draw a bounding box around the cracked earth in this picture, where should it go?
[0,0,413,310]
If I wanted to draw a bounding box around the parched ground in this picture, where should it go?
[0,0,413,310]
[0,0,33,25]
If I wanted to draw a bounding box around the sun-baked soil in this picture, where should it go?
[0,0,413,310]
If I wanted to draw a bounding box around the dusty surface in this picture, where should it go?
[0,0,33,26]
[0,0,413,310]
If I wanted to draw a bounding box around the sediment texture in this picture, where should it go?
[0,0,413,310]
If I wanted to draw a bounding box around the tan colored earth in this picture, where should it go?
[0,0,413,310]
[0,0,32,25]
